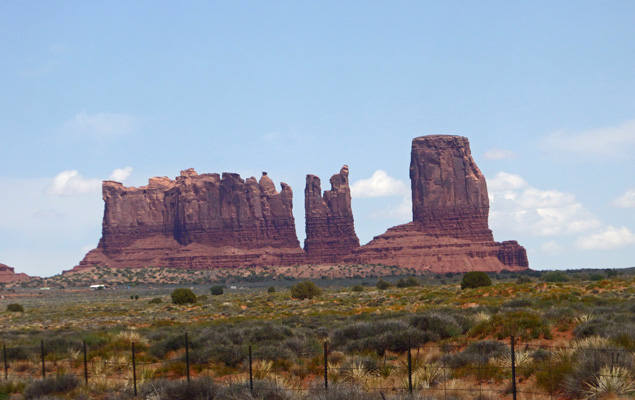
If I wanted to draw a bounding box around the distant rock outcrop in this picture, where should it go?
[304,166,360,262]
[354,135,528,272]
[77,169,304,270]
[73,135,528,274]
[0,263,29,283]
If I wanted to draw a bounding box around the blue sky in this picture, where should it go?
[1,1,634,277]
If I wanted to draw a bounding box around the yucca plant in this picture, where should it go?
[583,365,635,399]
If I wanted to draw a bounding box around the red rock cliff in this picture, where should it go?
[354,135,528,272]
[78,169,304,270]
[0,263,29,283]
[304,166,360,262]
[410,135,493,241]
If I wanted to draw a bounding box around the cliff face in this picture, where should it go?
[0,263,29,283]
[79,169,304,270]
[74,135,529,274]
[410,135,493,241]
[354,135,528,272]
[304,166,360,262]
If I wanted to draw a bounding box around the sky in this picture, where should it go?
[1,1,634,277]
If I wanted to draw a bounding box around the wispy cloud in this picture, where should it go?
[62,112,137,139]
[369,196,412,220]
[488,171,601,237]
[483,148,517,160]
[614,188,635,208]
[542,120,635,157]
[46,167,132,196]
[33,209,63,219]
[351,170,409,198]
[576,226,635,250]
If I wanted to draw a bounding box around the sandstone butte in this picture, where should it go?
[0,263,29,283]
[72,135,528,274]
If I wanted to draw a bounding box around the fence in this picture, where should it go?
[2,335,634,399]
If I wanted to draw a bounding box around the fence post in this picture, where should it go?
[323,341,328,392]
[3,343,7,380]
[41,340,45,379]
[249,345,253,395]
[407,341,413,395]
[510,336,517,400]
[83,340,88,386]
[185,333,190,382]
[132,342,137,396]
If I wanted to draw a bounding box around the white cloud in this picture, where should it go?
[33,209,63,219]
[483,148,517,160]
[62,112,136,139]
[489,171,601,237]
[541,241,565,255]
[369,196,412,220]
[46,167,132,196]
[614,189,635,208]
[542,120,635,157]
[576,226,635,250]
[351,170,409,198]
[109,167,132,182]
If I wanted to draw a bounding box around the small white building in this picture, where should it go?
[90,284,106,290]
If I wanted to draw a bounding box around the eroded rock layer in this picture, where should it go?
[304,166,360,262]
[0,263,29,283]
[353,135,528,272]
[78,169,304,270]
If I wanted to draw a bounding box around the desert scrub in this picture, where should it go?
[469,310,551,340]
[6,303,24,312]
[170,288,197,305]
[23,374,79,399]
[290,281,322,300]
[460,271,491,289]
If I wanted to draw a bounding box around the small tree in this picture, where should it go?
[460,271,492,290]
[376,279,391,290]
[171,288,197,305]
[290,281,322,300]
[210,286,224,296]
[267,286,276,293]
[6,303,24,312]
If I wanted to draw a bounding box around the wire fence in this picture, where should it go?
[2,335,634,399]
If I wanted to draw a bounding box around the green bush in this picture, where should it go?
[149,297,162,304]
[376,279,391,290]
[23,374,79,399]
[171,288,197,305]
[542,271,569,283]
[210,286,224,296]
[351,285,364,292]
[396,276,420,288]
[516,275,532,284]
[290,281,322,300]
[267,286,276,293]
[460,271,492,289]
[6,303,24,312]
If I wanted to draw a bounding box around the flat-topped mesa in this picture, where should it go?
[96,169,300,259]
[304,165,360,262]
[410,135,494,241]
[0,263,29,283]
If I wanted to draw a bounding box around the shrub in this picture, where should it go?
[461,271,492,289]
[410,312,463,338]
[589,273,605,281]
[171,288,197,305]
[198,295,208,302]
[268,286,276,293]
[516,275,532,284]
[396,277,420,288]
[210,286,224,296]
[149,297,162,304]
[542,271,569,283]
[376,279,391,290]
[351,285,364,292]
[139,377,218,400]
[23,374,79,399]
[290,281,322,300]
[6,303,24,312]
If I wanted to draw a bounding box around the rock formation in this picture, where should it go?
[304,166,360,262]
[0,263,29,283]
[354,135,528,272]
[73,135,528,274]
[77,169,305,270]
